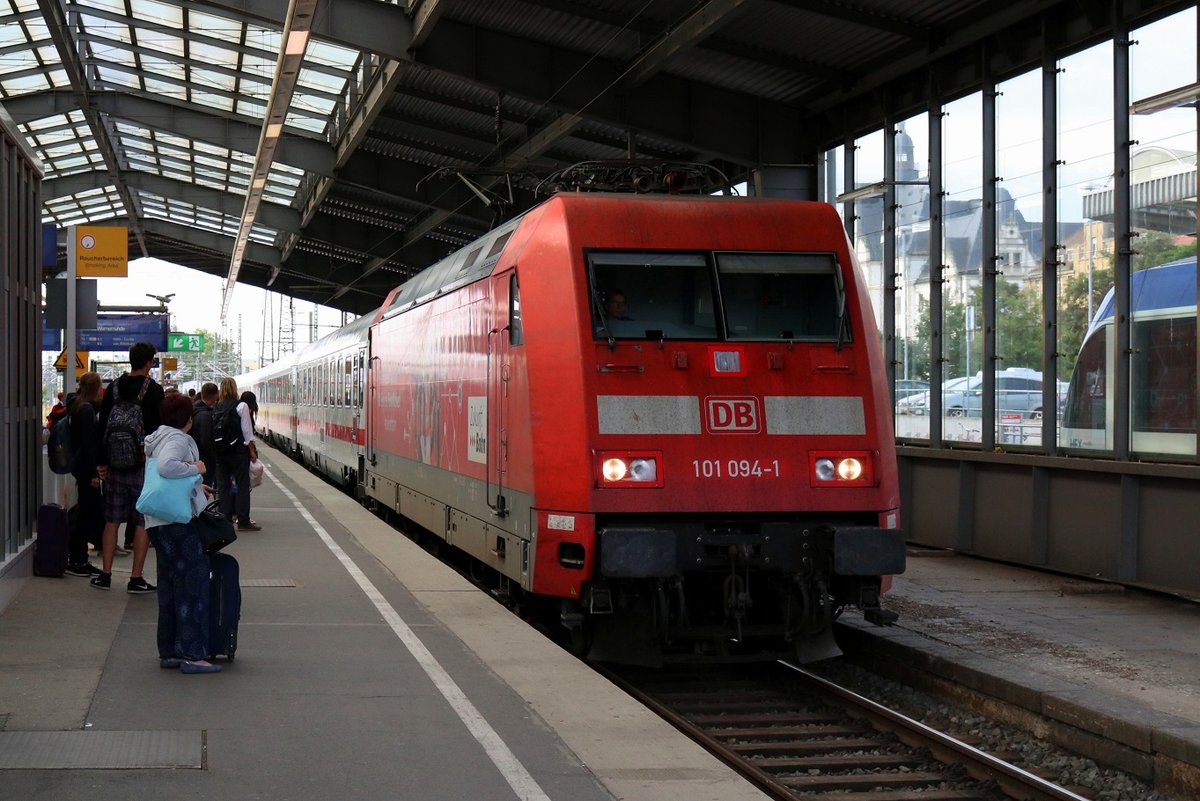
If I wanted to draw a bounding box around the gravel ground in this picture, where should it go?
[808,660,1181,801]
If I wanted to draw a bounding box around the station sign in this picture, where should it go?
[168,333,205,352]
[77,314,168,351]
[42,314,169,352]
[72,225,128,278]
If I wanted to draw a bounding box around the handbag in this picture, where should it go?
[135,458,201,524]
[249,458,264,489]
[192,501,237,554]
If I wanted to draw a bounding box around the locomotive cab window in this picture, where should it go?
[714,252,847,341]
[588,252,717,340]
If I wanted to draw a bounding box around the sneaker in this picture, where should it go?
[237,520,262,531]
[65,562,101,577]
[127,577,156,594]
[181,660,222,674]
[114,545,131,557]
[90,572,112,590]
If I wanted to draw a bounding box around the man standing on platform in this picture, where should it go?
[90,341,163,594]
[190,382,219,489]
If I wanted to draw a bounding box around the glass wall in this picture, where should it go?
[853,129,886,330]
[1057,42,1116,453]
[1127,8,1197,456]
[941,92,984,443]
[894,114,932,438]
[826,5,1196,464]
[995,69,1046,445]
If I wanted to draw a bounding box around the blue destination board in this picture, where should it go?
[42,313,168,352]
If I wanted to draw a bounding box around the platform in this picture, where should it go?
[0,450,769,801]
[5,450,1200,800]
[837,549,1200,798]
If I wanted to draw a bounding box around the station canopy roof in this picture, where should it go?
[0,0,1181,315]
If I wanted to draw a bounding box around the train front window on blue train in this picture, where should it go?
[714,252,846,341]
[588,252,717,340]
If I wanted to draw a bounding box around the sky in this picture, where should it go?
[51,257,352,373]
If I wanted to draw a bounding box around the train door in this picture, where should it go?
[366,328,378,466]
[487,271,517,517]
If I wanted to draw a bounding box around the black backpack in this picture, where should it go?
[212,399,244,454]
[105,378,151,471]
[47,412,74,474]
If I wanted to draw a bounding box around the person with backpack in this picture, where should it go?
[65,372,103,577]
[91,341,164,593]
[190,382,219,489]
[213,377,261,532]
[46,391,67,430]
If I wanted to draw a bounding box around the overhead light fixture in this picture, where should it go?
[284,30,309,56]
[252,177,267,189]
[265,123,283,139]
[1131,81,1200,115]
[835,179,927,204]
[837,181,885,203]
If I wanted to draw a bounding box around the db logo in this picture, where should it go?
[705,397,760,433]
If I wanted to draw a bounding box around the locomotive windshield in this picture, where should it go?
[589,252,719,340]
[588,250,847,342]
[714,252,844,341]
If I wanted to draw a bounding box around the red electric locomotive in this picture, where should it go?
[250,192,905,664]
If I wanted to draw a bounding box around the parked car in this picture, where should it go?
[947,368,1065,419]
[898,369,1066,419]
[895,379,929,401]
[897,376,969,416]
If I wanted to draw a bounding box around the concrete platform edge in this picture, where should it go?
[836,617,1200,797]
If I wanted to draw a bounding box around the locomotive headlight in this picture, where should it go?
[597,452,663,487]
[837,458,863,481]
[602,458,628,482]
[815,458,836,481]
[629,458,657,482]
[811,452,873,486]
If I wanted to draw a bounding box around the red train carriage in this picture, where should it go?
[357,193,904,664]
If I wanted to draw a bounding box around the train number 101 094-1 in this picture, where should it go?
[692,459,781,478]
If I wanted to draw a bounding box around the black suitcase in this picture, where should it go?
[208,552,241,660]
[34,504,69,577]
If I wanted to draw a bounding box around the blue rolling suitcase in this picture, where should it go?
[34,504,69,577]
[208,552,241,660]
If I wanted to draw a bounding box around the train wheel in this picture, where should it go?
[566,620,593,657]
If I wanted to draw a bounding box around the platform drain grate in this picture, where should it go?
[0,730,202,769]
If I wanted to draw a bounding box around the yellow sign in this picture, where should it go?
[162,357,178,371]
[73,226,128,278]
[53,350,89,377]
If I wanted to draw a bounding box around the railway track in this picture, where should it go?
[602,661,1093,801]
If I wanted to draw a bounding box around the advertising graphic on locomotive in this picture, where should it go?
[241,193,906,664]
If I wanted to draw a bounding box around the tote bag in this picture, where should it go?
[135,458,201,524]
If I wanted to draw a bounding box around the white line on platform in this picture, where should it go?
[268,473,553,801]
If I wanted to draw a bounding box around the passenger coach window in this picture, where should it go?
[588,252,717,340]
[714,252,845,341]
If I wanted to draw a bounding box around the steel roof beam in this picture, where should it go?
[44,171,301,234]
[3,90,336,174]
[767,0,932,41]
[414,19,804,166]
[69,4,349,79]
[515,0,846,82]
[36,0,148,256]
[394,1,778,251]
[158,0,413,60]
[139,218,280,269]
